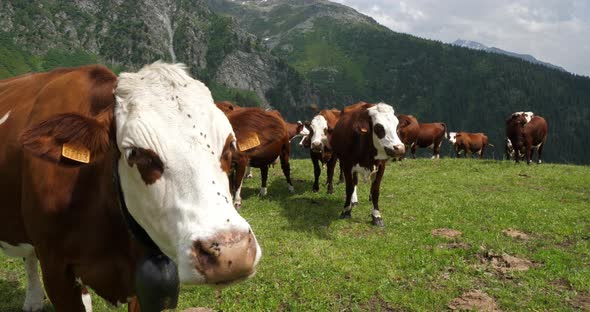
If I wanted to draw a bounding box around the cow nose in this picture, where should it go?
[385,144,405,157]
[191,229,258,284]
[311,141,322,152]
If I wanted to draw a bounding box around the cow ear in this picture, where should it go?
[19,112,112,167]
[326,127,334,134]
[220,134,236,175]
[304,121,311,130]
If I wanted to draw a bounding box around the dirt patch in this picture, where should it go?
[439,242,471,250]
[359,295,399,312]
[432,228,462,239]
[182,308,214,312]
[448,290,500,311]
[572,293,590,311]
[502,229,530,241]
[479,251,536,274]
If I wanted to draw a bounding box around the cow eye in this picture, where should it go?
[373,124,386,139]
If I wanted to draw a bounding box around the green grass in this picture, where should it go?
[1,159,589,311]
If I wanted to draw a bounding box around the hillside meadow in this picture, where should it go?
[1,158,589,311]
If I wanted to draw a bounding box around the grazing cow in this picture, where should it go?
[397,114,447,159]
[0,63,261,312]
[305,109,341,193]
[331,102,405,226]
[505,113,548,164]
[219,107,294,208]
[215,101,242,114]
[448,132,491,159]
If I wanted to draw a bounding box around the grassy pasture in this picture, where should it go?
[1,159,589,311]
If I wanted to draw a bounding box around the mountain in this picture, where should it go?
[452,39,567,72]
[206,0,590,165]
[0,0,319,119]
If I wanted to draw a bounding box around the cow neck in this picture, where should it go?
[112,159,163,255]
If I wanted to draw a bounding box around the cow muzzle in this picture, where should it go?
[385,144,405,158]
[311,141,323,153]
[191,229,258,285]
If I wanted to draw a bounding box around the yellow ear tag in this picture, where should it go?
[238,133,261,152]
[360,128,368,133]
[61,143,91,163]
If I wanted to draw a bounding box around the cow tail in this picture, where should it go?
[442,123,448,139]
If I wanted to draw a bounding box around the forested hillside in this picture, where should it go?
[208,0,590,164]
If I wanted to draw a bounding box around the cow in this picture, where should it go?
[218,106,295,209]
[0,62,261,312]
[448,132,491,159]
[505,113,548,164]
[305,108,341,193]
[331,102,405,226]
[286,121,306,143]
[397,114,447,159]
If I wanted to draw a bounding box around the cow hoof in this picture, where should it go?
[22,297,44,312]
[246,173,253,179]
[351,202,358,208]
[537,160,542,164]
[339,210,352,219]
[259,187,268,196]
[371,216,385,227]
[312,186,319,193]
[288,185,295,193]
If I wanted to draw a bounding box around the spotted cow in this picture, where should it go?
[331,102,405,226]
[0,63,261,311]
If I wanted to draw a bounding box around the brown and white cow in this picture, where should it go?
[448,132,491,159]
[0,63,261,311]
[505,113,548,164]
[331,102,405,226]
[397,114,447,159]
[218,106,295,208]
[305,108,341,193]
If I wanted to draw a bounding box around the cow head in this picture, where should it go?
[448,132,458,144]
[364,103,406,159]
[306,114,331,153]
[20,62,261,286]
[513,111,534,123]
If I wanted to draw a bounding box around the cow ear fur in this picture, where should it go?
[19,112,112,167]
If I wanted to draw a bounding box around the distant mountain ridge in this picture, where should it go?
[452,39,566,72]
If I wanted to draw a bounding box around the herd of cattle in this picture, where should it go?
[0,63,548,311]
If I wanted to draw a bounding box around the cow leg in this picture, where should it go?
[280,144,295,193]
[537,143,544,164]
[351,173,359,207]
[339,169,354,219]
[259,165,269,196]
[81,287,92,312]
[411,143,417,159]
[337,162,344,184]
[325,156,337,194]
[38,255,85,312]
[370,163,386,227]
[311,153,321,192]
[245,166,253,178]
[479,145,486,159]
[22,253,45,312]
[232,156,248,209]
[433,141,442,159]
[526,145,533,165]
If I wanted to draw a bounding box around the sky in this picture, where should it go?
[332,0,590,77]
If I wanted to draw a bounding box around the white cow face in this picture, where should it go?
[115,62,261,285]
[308,114,329,153]
[367,103,405,159]
[448,132,458,144]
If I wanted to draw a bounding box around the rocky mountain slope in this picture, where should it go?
[0,0,318,117]
[452,39,566,72]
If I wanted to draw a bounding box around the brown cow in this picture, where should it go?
[219,106,295,208]
[448,132,491,159]
[0,63,261,311]
[305,109,341,193]
[331,102,405,226]
[505,113,548,164]
[397,114,447,159]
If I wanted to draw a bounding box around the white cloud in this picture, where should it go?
[331,0,590,76]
